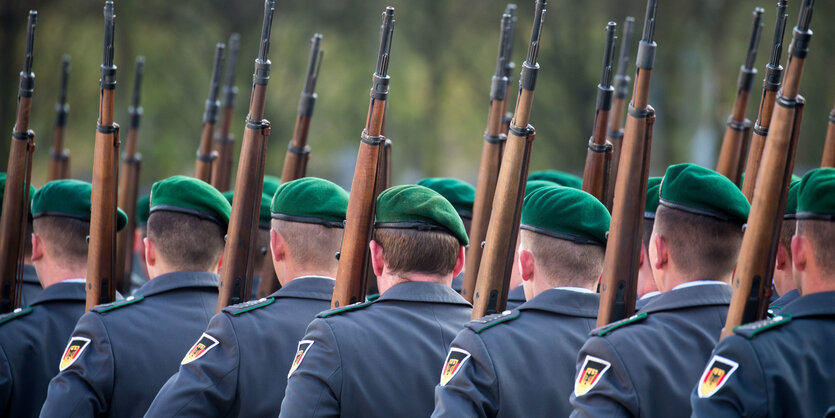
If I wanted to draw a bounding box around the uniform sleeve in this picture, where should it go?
[569,336,638,418]
[278,318,342,418]
[145,313,240,417]
[431,329,498,418]
[689,336,769,417]
[40,312,115,417]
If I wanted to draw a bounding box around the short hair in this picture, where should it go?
[271,219,343,269]
[653,205,744,280]
[373,228,459,276]
[796,219,835,277]
[519,229,605,288]
[146,211,225,272]
[32,217,89,267]
[779,219,796,260]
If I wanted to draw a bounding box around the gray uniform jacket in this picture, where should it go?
[279,281,472,418]
[767,288,800,317]
[432,288,599,418]
[690,291,835,417]
[505,285,525,310]
[145,276,334,417]
[570,283,732,418]
[20,264,42,306]
[0,282,86,417]
[451,272,464,293]
[40,271,219,418]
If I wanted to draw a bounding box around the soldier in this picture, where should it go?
[432,185,608,417]
[690,167,835,417]
[570,163,750,417]
[279,184,472,418]
[0,180,127,417]
[146,177,348,416]
[0,173,40,305]
[129,194,151,293]
[635,177,662,310]
[768,178,801,313]
[40,175,230,417]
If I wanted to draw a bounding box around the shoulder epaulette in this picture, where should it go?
[466,309,521,334]
[91,295,145,313]
[591,312,648,337]
[733,314,792,339]
[0,306,32,326]
[223,297,275,315]
[318,300,375,318]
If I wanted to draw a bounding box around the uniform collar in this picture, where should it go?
[22,264,39,283]
[640,282,732,314]
[377,281,471,306]
[30,281,87,305]
[672,280,728,290]
[271,276,334,301]
[135,271,219,297]
[781,290,835,318]
[507,285,526,302]
[639,290,661,301]
[770,288,800,308]
[518,287,599,318]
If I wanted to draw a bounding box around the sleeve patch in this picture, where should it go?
[697,355,739,398]
[574,355,611,397]
[440,348,471,386]
[181,333,219,365]
[59,336,91,371]
[288,340,314,378]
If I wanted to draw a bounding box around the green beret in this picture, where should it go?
[527,170,582,189]
[32,179,128,231]
[659,163,750,223]
[645,177,663,219]
[271,177,348,227]
[136,195,151,227]
[375,184,468,245]
[262,175,282,199]
[416,177,475,219]
[796,168,835,221]
[525,180,557,197]
[521,185,610,246]
[222,190,234,205]
[150,176,231,227]
[783,178,801,219]
[0,172,37,219]
[221,191,273,229]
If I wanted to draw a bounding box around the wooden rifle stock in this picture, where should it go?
[582,22,617,204]
[332,7,395,308]
[211,33,240,192]
[217,0,276,311]
[597,0,658,327]
[47,55,71,182]
[821,105,835,167]
[195,43,225,183]
[472,0,546,319]
[604,16,635,211]
[723,0,815,338]
[363,138,392,297]
[281,34,323,183]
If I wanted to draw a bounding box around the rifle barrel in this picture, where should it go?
[281,34,324,183]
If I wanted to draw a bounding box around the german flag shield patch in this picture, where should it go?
[181,333,219,365]
[288,340,314,378]
[574,355,611,397]
[440,348,471,386]
[59,336,91,371]
[697,355,739,398]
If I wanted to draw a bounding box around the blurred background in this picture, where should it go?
[1,0,833,194]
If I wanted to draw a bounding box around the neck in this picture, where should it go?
[279,261,336,287]
[35,259,87,289]
[660,265,731,292]
[378,271,451,294]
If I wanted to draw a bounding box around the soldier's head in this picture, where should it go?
[649,164,749,291]
[269,177,348,286]
[638,177,662,299]
[416,177,475,235]
[775,178,801,296]
[791,168,835,294]
[30,180,128,288]
[517,185,609,300]
[145,176,230,278]
[371,185,468,294]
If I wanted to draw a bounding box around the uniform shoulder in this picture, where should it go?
[590,312,648,337]
[465,309,521,334]
[316,299,374,318]
[222,297,275,316]
[0,306,33,326]
[733,314,792,339]
[90,294,145,314]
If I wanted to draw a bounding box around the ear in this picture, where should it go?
[31,233,44,262]
[144,237,157,267]
[638,244,646,268]
[270,229,286,263]
[791,235,808,273]
[775,243,789,271]
[216,253,223,272]
[650,233,668,271]
[133,229,144,253]
[518,249,535,282]
[451,245,466,278]
[370,240,385,277]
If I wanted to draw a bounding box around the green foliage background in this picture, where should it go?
[1,0,833,194]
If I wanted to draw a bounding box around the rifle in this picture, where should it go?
[581,22,617,204]
[195,43,225,183]
[47,55,71,182]
[824,104,835,167]
[332,7,395,308]
[723,0,815,337]
[0,11,37,314]
[604,16,635,210]
[211,33,241,192]
[363,138,392,297]
[472,0,546,319]
[86,1,120,311]
[280,34,323,183]
[597,0,658,326]
[217,0,276,311]
[501,4,517,134]
[741,1,790,201]
[462,11,514,302]
[115,56,144,295]
[716,9,764,186]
